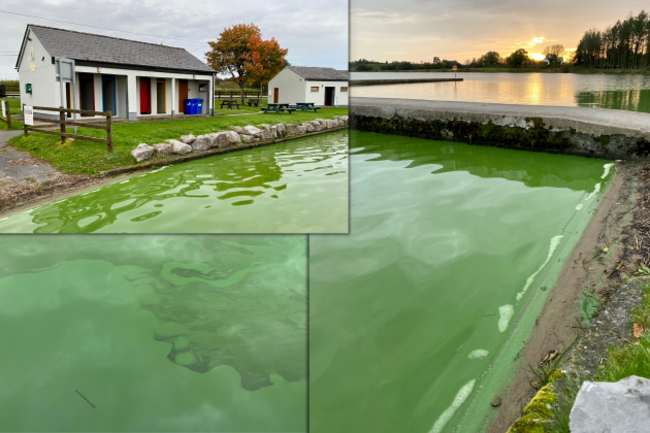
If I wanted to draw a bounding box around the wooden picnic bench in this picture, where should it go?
[263,103,295,114]
[294,102,320,112]
[220,99,240,110]
[247,99,260,107]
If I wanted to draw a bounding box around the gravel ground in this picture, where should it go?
[0,130,60,186]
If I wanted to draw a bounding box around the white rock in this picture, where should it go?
[570,376,650,433]
[131,143,154,162]
[286,124,299,135]
[242,125,262,136]
[258,124,271,131]
[309,120,323,131]
[192,134,213,151]
[223,131,241,144]
[169,140,192,155]
[153,143,172,156]
[303,123,316,133]
[259,130,273,141]
[270,125,280,138]
[231,126,243,133]
[275,124,286,137]
[298,126,308,134]
[241,135,253,143]
[211,132,230,149]
[180,134,195,144]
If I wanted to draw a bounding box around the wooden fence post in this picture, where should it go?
[60,106,65,144]
[107,111,113,153]
[22,103,27,138]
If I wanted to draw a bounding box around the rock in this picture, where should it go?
[231,126,243,133]
[169,140,192,155]
[241,134,253,143]
[298,126,308,134]
[309,120,323,131]
[180,134,195,144]
[258,124,271,131]
[286,124,299,135]
[275,123,286,137]
[303,123,316,133]
[490,396,502,407]
[242,125,262,136]
[153,143,172,157]
[131,143,154,162]
[223,131,241,144]
[569,376,650,433]
[326,119,337,129]
[259,130,273,141]
[211,132,230,149]
[270,125,280,138]
[192,134,213,151]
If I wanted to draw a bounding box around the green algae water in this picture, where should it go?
[0,235,306,432]
[309,131,613,433]
[0,131,348,234]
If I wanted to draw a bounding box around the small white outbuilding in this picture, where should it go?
[268,66,348,107]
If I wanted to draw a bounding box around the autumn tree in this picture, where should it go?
[205,24,262,103]
[244,35,288,108]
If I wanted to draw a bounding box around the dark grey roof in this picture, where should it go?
[25,25,214,73]
[288,66,348,81]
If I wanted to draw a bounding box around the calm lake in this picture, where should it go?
[310,131,612,433]
[352,72,650,112]
[0,235,307,432]
[0,131,348,234]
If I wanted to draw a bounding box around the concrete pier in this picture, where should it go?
[350,78,463,86]
[350,98,650,160]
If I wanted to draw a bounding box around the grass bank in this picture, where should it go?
[0,98,24,131]
[8,107,347,175]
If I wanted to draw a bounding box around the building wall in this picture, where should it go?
[304,80,349,106]
[268,69,307,104]
[17,29,57,116]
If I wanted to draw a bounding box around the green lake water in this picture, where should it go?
[0,235,307,432]
[0,131,348,234]
[309,131,613,433]
[352,72,650,113]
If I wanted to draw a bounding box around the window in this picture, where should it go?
[311,86,319,92]
[340,86,349,92]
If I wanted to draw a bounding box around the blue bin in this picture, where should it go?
[195,99,203,114]
[184,99,194,115]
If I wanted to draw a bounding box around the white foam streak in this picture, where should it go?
[575,204,583,211]
[602,163,614,179]
[428,380,477,433]
[498,305,514,332]
[584,183,601,201]
[516,235,563,302]
[468,349,489,359]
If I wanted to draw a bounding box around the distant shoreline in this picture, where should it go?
[351,68,650,75]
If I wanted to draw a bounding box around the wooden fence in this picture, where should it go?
[23,105,114,152]
[0,100,11,129]
[215,90,267,99]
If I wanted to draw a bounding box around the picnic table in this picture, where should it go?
[220,99,240,110]
[294,102,320,112]
[247,99,260,107]
[263,103,295,114]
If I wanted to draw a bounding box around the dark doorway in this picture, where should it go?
[79,74,95,116]
[65,82,72,118]
[324,87,335,106]
[156,79,166,114]
[179,80,188,113]
[102,76,116,115]
[273,88,279,103]
[140,78,151,114]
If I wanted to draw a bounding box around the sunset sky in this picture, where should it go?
[351,0,649,63]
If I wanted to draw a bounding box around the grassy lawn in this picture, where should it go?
[0,98,23,131]
[9,107,348,175]
[213,97,265,115]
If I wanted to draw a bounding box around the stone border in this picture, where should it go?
[100,126,348,177]
[351,98,650,160]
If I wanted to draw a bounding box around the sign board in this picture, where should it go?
[199,84,207,92]
[1,101,5,119]
[452,65,457,71]
[24,106,34,126]
[25,83,32,94]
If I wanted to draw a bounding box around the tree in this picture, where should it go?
[542,44,565,65]
[506,48,530,67]
[433,56,441,64]
[244,35,288,108]
[205,24,262,103]
[478,51,502,67]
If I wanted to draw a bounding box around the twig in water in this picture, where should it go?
[75,390,96,409]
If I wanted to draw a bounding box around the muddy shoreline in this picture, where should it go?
[486,162,641,432]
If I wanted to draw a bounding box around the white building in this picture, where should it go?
[15,25,216,121]
[268,66,348,107]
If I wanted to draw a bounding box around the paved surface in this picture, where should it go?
[351,98,650,138]
[0,130,60,185]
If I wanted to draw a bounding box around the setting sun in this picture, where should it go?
[529,53,546,61]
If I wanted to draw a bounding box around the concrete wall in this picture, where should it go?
[268,69,306,104]
[17,29,57,116]
[350,98,650,160]
[304,80,349,106]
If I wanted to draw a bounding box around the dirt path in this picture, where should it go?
[0,130,61,186]
[486,163,637,432]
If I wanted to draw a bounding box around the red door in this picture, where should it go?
[140,78,151,114]
[273,88,279,103]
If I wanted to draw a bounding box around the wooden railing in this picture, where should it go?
[23,105,114,152]
[215,90,267,99]
[0,100,12,129]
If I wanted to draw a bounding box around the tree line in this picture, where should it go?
[573,11,649,69]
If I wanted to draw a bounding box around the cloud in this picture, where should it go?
[0,0,348,79]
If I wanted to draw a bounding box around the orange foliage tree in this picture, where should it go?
[205,24,262,103]
[244,35,288,108]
